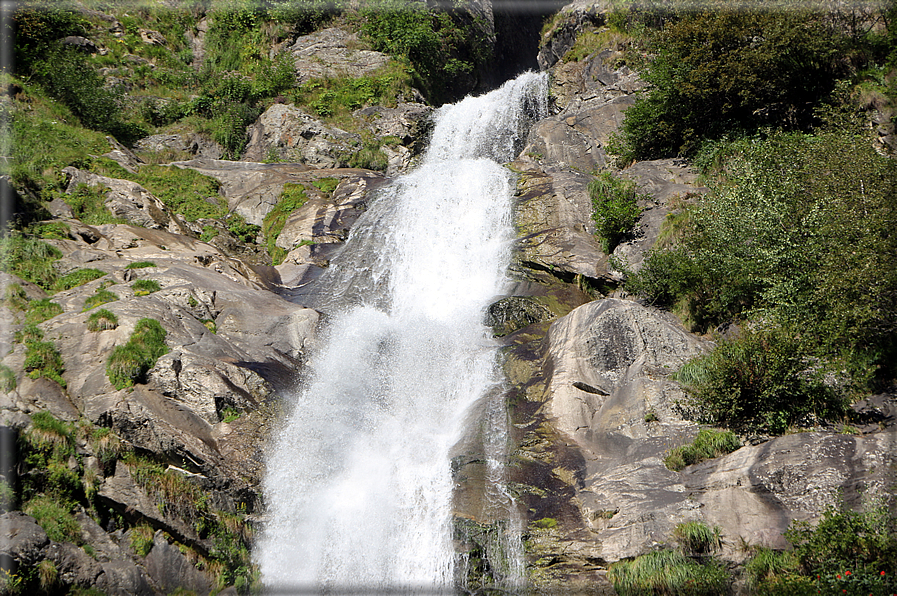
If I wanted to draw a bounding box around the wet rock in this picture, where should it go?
[485,296,555,336]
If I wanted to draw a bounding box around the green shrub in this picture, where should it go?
[612,10,846,161]
[15,322,44,344]
[24,298,62,324]
[0,364,16,392]
[53,268,106,292]
[106,318,168,389]
[37,559,58,591]
[745,547,800,592]
[664,428,741,471]
[83,288,118,311]
[86,308,118,332]
[0,232,61,290]
[24,495,81,544]
[675,330,846,434]
[24,338,65,387]
[226,214,260,244]
[27,220,70,240]
[589,172,642,253]
[132,279,161,296]
[607,548,730,596]
[295,68,413,121]
[125,261,156,270]
[311,177,339,195]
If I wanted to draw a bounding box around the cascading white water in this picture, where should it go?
[257,71,548,593]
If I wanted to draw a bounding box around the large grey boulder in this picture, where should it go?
[287,27,390,84]
[0,511,49,569]
[134,133,224,160]
[144,531,212,596]
[242,103,361,167]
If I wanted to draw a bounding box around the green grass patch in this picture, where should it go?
[0,232,62,290]
[62,183,122,226]
[125,261,156,270]
[53,268,106,292]
[86,308,118,332]
[311,177,339,195]
[106,318,168,390]
[15,322,44,345]
[131,165,225,222]
[132,279,161,296]
[200,319,217,334]
[24,298,63,324]
[664,428,741,471]
[607,548,730,596]
[292,64,414,122]
[129,524,156,557]
[263,183,309,265]
[83,288,118,311]
[26,220,70,240]
[24,338,66,387]
[673,521,722,556]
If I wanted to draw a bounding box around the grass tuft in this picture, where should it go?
[664,428,740,471]
[24,298,63,324]
[53,268,106,292]
[83,288,118,311]
[106,318,168,389]
[86,308,119,332]
[132,279,161,296]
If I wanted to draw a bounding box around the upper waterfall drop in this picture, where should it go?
[257,71,548,592]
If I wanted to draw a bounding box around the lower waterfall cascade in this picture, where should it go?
[257,71,549,592]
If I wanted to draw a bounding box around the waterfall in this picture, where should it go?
[257,71,548,593]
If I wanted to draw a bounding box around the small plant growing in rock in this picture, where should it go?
[24,496,81,544]
[125,261,156,269]
[106,318,168,389]
[15,322,44,344]
[87,308,118,332]
[132,279,161,296]
[129,524,156,557]
[24,298,63,324]
[200,319,217,334]
[23,338,66,388]
[83,288,118,311]
[673,520,723,557]
[52,268,106,292]
[0,364,16,392]
[663,428,740,471]
[589,171,643,254]
[37,559,58,592]
[644,409,659,423]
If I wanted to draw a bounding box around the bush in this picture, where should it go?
[589,172,642,253]
[24,495,81,543]
[86,308,118,332]
[83,288,118,311]
[53,268,106,292]
[132,279,161,296]
[612,10,846,161]
[607,548,730,596]
[675,329,845,434]
[664,429,741,471]
[106,318,168,389]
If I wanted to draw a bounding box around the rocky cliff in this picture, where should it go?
[2,1,895,595]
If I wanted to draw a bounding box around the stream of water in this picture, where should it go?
[257,72,548,593]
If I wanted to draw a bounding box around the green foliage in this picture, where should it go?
[53,268,106,292]
[132,165,225,222]
[27,220,70,240]
[745,547,801,593]
[18,412,80,504]
[24,298,62,324]
[89,426,122,471]
[83,288,118,312]
[675,329,845,434]
[221,407,240,423]
[589,172,642,253]
[664,428,741,471]
[86,308,119,332]
[11,1,87,75]
[312,177,339,195]
[607,548,730,596]
[37,559,58,591]
[613,9,847,161]
[132,279,161,296]
[63,183,121,226]
[226,213,260,244]
[24,338,66,387]
[264,183,308,265]
[125,261,157,270]
[268,0,342,33]
[4,283,29,312]
[200,319,217,334]
[15,322,44,344]
[129,524,156,557]
[359,0,492,104]
[294,66,414,121]
[24,495,81,543]
[106,318,168,389]
[672,521,722,556]
[0,232,62,290]
[0,364,16,392]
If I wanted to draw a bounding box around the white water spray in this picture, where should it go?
[257,72,548,592]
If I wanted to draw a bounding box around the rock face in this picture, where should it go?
[242,103,361,167]
[286,27,390,84]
